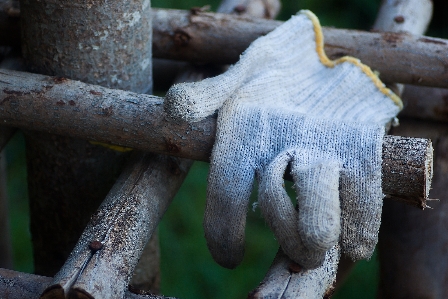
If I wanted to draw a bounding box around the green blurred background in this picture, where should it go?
[4,0,448,298]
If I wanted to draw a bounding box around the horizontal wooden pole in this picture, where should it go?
[0,69,433,207]
[0,7,447,88]
[153,8,448,88]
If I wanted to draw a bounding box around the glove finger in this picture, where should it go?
[291,159,341,253]
[204,157,255,269]
[258,150,326,269]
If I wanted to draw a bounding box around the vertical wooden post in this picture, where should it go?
[378,121,448,298]
[19,0,159,289]
[372,0,447,298]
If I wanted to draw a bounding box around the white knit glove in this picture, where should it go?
[165,10,401,269]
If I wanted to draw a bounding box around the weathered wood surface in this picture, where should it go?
[379,119,448,299]
[0,69,433,207]
[249,247,340,299]
[19,1,160,292]
[151,8,448,88]
[0,268,178,299]
[40,1,249,295]
[21,0,153,94]
[374,0,433,210]
[0,6,447,88]
[40,153,191,299]
[373,1,448,297]
[400,85,448,122]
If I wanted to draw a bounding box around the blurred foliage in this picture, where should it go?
[4,1,447,299]
[5,132,33,273]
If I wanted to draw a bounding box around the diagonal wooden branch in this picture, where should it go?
[0,7,447,88]
[0,268,179,299]
[39,153,192,299]
[0,69,433,208]
[249,246,340,299]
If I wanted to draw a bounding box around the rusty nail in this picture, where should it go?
[234,5,246,13]
[89,240,103,253]
[393,15,405,23]
[288,261,302,273]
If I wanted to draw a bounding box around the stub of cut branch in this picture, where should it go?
[375,0,433,210]
[0,69,433,208]
[152,8,448,88]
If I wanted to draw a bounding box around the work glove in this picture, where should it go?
[165,10,402,269]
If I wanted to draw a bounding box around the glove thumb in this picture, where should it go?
[164,63,247,122]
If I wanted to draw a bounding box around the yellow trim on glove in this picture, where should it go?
[300,10,403,110]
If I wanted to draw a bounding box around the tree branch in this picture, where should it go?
[0,7,447,88]
[0,268,178,299]
[152,8,448,88]
[39,153,191,299]
[0,69,433,208]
